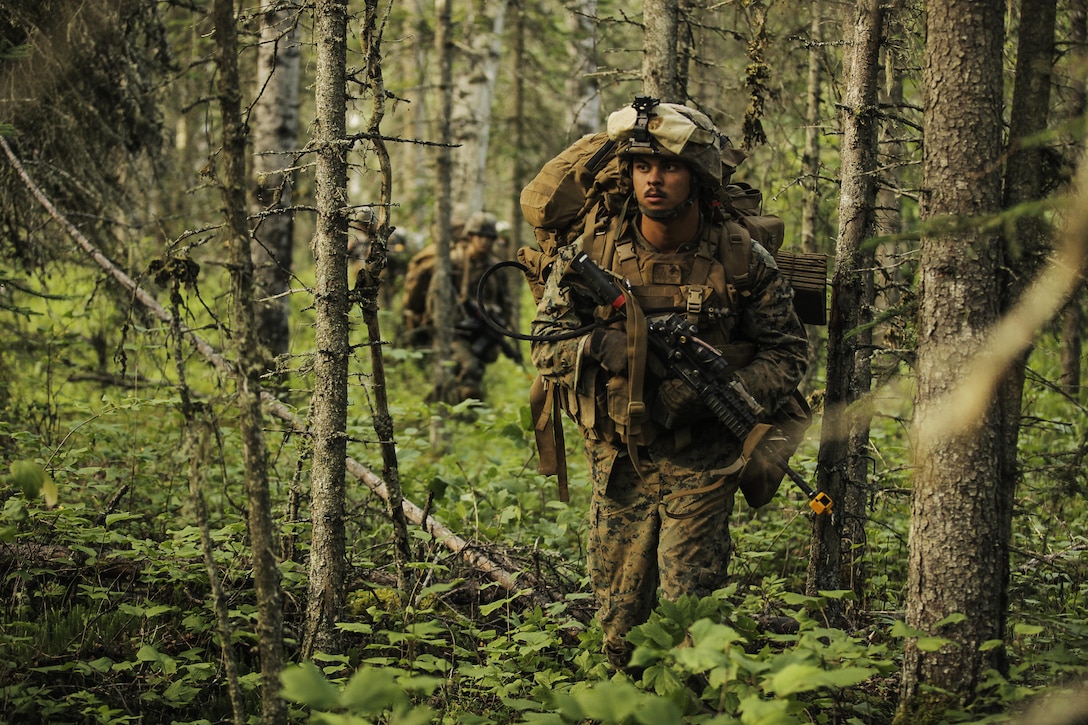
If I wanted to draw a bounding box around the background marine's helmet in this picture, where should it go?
[464,211,499,238]
[607,98,724,189]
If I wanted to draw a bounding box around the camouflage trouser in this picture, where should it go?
[448,336,488,402]
[585,436,740,670]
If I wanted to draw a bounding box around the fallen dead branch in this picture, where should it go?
[1,136,546,605]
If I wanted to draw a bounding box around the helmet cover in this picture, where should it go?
[607,99,723,187]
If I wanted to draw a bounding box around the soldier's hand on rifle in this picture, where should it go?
[652,378,708,429]
[587,328,628,374]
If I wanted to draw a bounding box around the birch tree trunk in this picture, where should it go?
[409,0,432,231]
[807,0,882,617]
[897,0,1007,716]
[800,0,824,254]
[642,0,682,102]
[303,0,350,659]
[451,0,508,218]
[211,0,286,721]
[251,0,301,362]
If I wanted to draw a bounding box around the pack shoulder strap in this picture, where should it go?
[717,218,754,308]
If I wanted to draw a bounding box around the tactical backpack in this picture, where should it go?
[518,132,828,509]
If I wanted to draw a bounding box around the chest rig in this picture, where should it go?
[587,212,753,345]
[567,211,758,453]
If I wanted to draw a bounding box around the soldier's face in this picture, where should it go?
[468,234,494,258]
[632,157,693,215]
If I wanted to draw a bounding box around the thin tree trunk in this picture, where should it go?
[1062,0,1086,400]
[897,0,1006,716]
[186,423,246,725]
[452,1,508,217]
[251,0,301,363]
[507,0,527,345]
[642,0,682,102]
[169,274,246,725]
[996,0,1058,645]
[430,0,456,414]
[800,0,824,253]
[303,0,350,660]
[741,0,769,148]
[356,0,413,592]
[807,0,882,620]
[212,0,286,721]
[410,0,432,232]
[874,0,907,316]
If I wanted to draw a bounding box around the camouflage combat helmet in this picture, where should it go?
[464,211,499,238]
[606,97,724,189]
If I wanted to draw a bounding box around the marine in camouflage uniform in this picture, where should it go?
[402,211,514,403]
[529,100,809,670]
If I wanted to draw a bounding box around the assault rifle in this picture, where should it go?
[568,251,832,515]
[458,300,524,365]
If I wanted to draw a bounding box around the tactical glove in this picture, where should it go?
[652,378,708,429]
[587,328,628,374]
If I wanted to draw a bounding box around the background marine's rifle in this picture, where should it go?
[568,251,832,515]
[458,300,524,364]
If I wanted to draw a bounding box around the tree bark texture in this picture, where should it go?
[251,0,301,361]
[741,0,769,148]
[212,0,287,721]
[430,0,457,410]
[874,0,908,316]
[641,0,682,102]
[1062,0,1086,400]
[807,0,882,616]
[897,0,1007,717]
[994,0,1057,636]
[357,0,413,592]
[451,0,507,218]
[507,0,527,348]
[303,0,350,660]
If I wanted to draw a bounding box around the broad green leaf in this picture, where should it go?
[40,476,58,507]
[572,680,644,721]
[916,636,952,652]
[2,498,26,523]
[738,694,796,725]
[934,613,967,628]
[764,663,874,696]
[136,643,178,674]
[1013,623,1044,636]
[280,662,340,710]
[890,620,927,639]
[105,512,141,527]
[336,622,373,634]
[339,666,406,713]
[8,460,47,500]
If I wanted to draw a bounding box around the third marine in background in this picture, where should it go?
[402,211,519,404]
